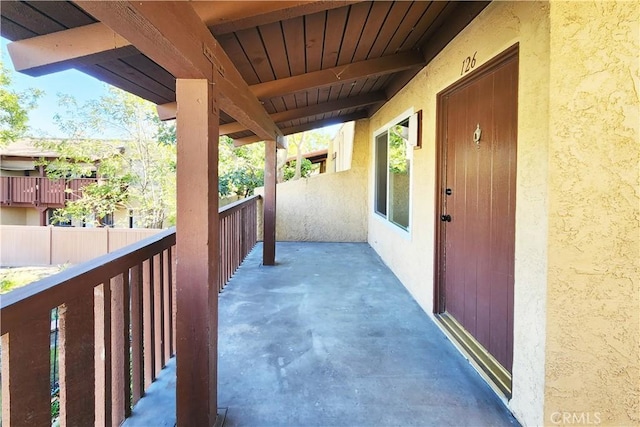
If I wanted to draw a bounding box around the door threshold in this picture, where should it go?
[436,313,512,398]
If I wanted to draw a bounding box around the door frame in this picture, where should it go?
[432,43,519,397]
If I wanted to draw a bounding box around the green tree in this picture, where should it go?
[282,159,313,181]
[389,123,409,174]
[219,136,264,198]
[283,130,330,181]
[0,60,43,146]
[39,88,176,228]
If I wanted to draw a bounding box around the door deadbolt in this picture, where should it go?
[445,188,452,195]
[440,214,452,222]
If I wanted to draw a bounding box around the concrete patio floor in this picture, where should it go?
[125,242,520,427]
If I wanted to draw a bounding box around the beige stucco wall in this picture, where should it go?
[0,170,29,177]
[544,2,639,425]
[257,119,369,242]
[25,208,40,226]
[0,207,39,226]
[0,207,27,225]
[365,2,551,425]
[114,208,130,228]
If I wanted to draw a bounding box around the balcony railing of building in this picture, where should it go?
[0,176,97,206]
[0,195,261,426]
[218,195,259,291]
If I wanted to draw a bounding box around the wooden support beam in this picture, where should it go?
[175,78,219,426]
[205,1,363,35]
[234,111,369,146]
[263,140,277,266]
[275,135,288,150]
[6,22,135,77]
[220,92,385,135]
[156,102,177,122]
[76,1,282,142]
[250,51,424,100]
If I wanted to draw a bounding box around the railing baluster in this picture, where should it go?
[241,207,247,258]
[142,259,155,389]
[1,314,51,426]
[170,247,177,355]
[59,291,96,426]
[237,211,241,264]
[130,264,144,405]
[153,253,164,373]
[233,213,237,278]
[95,281,113,427]
[223,216,228,289]
[163,249,172,362]
[110,273,131,425]
[221,216,226,290]
[217,195,261,291]
[218,225,223,290]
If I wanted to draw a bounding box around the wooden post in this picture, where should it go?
[1,314,52,426]
[175,78,219,426]
[263,140,277,265]
[38,206,47,226]
[59,291,96,426]
[130,264,144,405]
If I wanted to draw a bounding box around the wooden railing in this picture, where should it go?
[218,195,260,291]
[0,176,97,206]
[1,229,176,426]
[0,195,261,426]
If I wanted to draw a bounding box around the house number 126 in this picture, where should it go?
[460,52,477,75]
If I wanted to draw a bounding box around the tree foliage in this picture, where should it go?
[389,123,409,174]
[39,88,176,228]
[219,136,264,198]
[0,60,43,146]
[285,131,330,181]
[282,159,313,181]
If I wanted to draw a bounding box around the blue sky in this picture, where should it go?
[2,37,113,138]
[2,36,339,140]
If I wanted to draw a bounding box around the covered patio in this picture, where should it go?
[124,242,518,427]
[1,2,494,426]
[3,2,639,425]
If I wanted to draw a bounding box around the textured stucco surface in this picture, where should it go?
[0,207,27,225]
[257,119,369,242]
[365,2,551,425]
[25,208,40,226]
[545,2,640,425]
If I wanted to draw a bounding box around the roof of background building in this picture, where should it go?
[0,139,61,158]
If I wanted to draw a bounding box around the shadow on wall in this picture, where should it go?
[256,120,369,242]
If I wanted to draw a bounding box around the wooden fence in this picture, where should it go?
[0,226,162,267]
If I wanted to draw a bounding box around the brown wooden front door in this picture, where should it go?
[435,45,518,391]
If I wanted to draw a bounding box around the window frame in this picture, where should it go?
[372,108,416,234]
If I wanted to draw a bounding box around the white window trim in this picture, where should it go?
[372,107,415,236]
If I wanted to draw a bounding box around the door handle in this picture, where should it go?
[440,214,452,222]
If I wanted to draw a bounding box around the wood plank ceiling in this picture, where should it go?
[1,1,489,144]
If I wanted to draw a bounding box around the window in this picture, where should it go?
[99,213,114,227]
[374,112,419,231]
[47,209,72,227]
